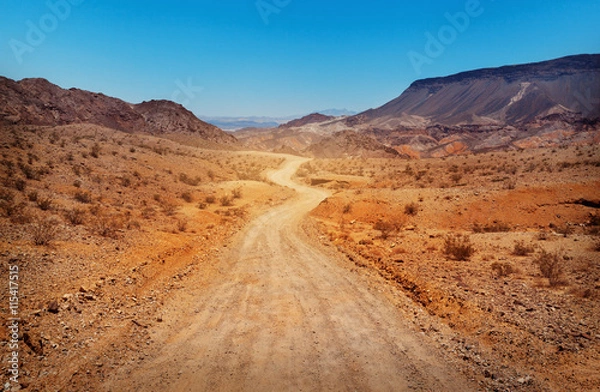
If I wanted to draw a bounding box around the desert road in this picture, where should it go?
[108,156,475,391]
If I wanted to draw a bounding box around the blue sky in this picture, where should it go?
[1,0,599,117]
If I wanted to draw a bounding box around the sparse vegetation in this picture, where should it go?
[220,195,234,207]
[373,220,402,240]
[74,190,93,204]
[404,202,419,216]
[31,216,59,246]
[443,234,475,261]
[36,195,54,211]
[491,261,515,277]
[512,240,535,256]
[534,249,564,287]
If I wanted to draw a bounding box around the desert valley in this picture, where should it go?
[1,54,599,392]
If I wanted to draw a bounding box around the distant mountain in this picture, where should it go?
[318,108,357,117]
[351,54,600,129]
[279,113,335,128]
[204,116,285,130]
[0,77,237,147]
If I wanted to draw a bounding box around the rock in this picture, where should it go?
[23,332,43,356]
[47,301,60,314]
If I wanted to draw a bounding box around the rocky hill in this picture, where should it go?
[305,130,402,159]
[0,77,237,147]
[353,54,600,129]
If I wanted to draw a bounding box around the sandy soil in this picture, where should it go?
[105,156,476,392]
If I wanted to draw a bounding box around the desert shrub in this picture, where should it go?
[177,219,187,232]
[18,163,42,180]
[220,195,233,207]
[181,192,194,203]
[472,222,511,233]
[534,250,564,286]
[443,234,475,261]
[232,188,243,199]
[593,241,600,252]
[373,220,401,240]
[512,240,535,256]
[31,216,60,246]
[161,201,178,216]
[93,214,123,238]
[120,176,132,187]
[179,173,201,186]
[450,173,463,183]
[13,178,26,192]
[64,208,86,225]
[404,202,419,216]
[491,262,515,277]
[74,190,93,204]
[197,202,207,210]
[342,203,352,214]
[90,143,101,158]
[27,191,38,202]
[205,195,216,204]
[554,224,574,237]
[36,196,54,211]
[0,190,21,217]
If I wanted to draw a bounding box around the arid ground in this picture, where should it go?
[1,125,599,391]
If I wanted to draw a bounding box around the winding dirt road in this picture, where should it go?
[109,156,475,391]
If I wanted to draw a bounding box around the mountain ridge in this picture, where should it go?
[0,76,237,148]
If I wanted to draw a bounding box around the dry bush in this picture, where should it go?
[342,203,352,214]
[27,191,38,202]
[472,221,511,233]
[36,196,54,211]
[534,249,564,286]
[0,190,26,218]
[181,192,194,203]
[90,143,101,158]
[74,190,93,204]
[491,262,515,277]
[31,216,60,246]
[161,201,178,216]
[177,219,188,232]
[404,202,419,216]
[205,195,216,204]
[220,195,233,207]
[64,208,86,225]
[373,219,403,240]
[232,187,243,199]
[179,173,201,186]
[594,241,600,252]
[443,234,475,261]
[93,213,124,238]
[512,240,535,256]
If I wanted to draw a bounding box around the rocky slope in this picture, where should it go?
[353,54,600,129]
[305,130,402,159]
[0,77,237,147]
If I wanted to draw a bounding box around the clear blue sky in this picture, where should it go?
[1,0,599,117]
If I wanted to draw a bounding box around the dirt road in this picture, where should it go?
[108,156,475,391]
